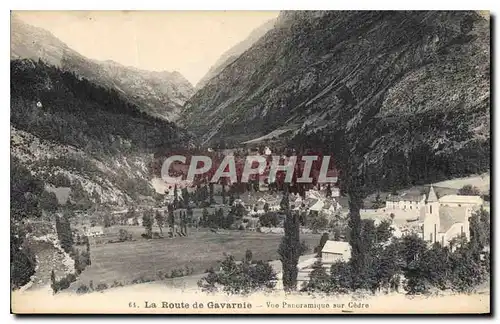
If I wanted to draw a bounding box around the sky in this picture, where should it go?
[14,11,279,86]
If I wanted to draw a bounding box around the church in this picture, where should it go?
[386,185,484,247]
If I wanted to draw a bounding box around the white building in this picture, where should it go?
[422,186,477,246]
[386,192,426,212]
[85,226,104,237]
[384,185,484,247]
[321,240,351,264]
[438,195,484,208]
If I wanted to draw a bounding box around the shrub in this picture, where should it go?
[76,284,90,294]
[95,283,108,291]
[111,280,123,288]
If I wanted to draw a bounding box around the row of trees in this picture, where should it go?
[197,205,489,295]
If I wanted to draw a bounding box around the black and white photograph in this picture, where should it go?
[9,9,491,314]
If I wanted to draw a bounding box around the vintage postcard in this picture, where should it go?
[10,10,491,314]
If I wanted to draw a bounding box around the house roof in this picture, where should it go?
[439,206,466,233]
[439,195,483,205]
[321,240,351,254]
[387,192,425,202]
[309,199,325,211]
[427,185,439,203]
[87,226,103,232]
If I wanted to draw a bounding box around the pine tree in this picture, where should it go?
[50,269,56,293]
[155,210,164,235]
[202,207,209,227]
[57,213,74,254]
[142,209,153,238]
[326,184,332,198]
[278,185,301,292]
[221,181,226,205]
[173,184,179,209]
[315,233,329,257]
[209,183,215,204]
[182,187,189,208]
[167,204,175,234]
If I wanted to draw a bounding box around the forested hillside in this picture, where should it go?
[11,59,190,154]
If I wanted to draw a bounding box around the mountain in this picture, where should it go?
[11,59,191,208]
[180,11,490,190]
[11,15,194,121]
[195,18,276,91]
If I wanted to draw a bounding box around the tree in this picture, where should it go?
[225,211,234,229]
[103,213,112,228]
[221,182,226,205]
[458,185,481,196]
[259,212,279,227]
[245,249,253,263]
[303,260,330,292]
[39,190,59,213]
[315,233,329,256]
[372,192,384,209]
[11,224,36,289]
[299,240,310,255]
[142,209,153,238]
[375,220,394,243]
[448,242,489,292]
[201,208,209,227]
[325,184,332,198]
[50,269,56,293]
[197,254,277,295]
[263,202,270,213]
[278,187,301,292]
[56,213,74,254]
[399,234,430,294]
[118,229,131,242]
[180,211,188,236]
[469,207,490,251]
[182,187,190,208]
[328,261,352,294]
[155,211,164,235]
[309,213,329,232]
[209,183,215,204]
[173,184,179,208]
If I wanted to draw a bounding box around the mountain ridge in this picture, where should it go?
[11,14,194,121]
[180,11,490,190]
[195,17,277,91]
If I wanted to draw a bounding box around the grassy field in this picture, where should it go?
[70,226,321,290]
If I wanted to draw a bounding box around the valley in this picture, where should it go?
[10,10,490,306]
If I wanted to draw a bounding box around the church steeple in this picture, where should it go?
[424,184,440,243]
[427,185,438,203]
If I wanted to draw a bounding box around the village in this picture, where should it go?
[73,154,490,291]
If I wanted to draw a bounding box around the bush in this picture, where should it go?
[51,273,77,294]
[259,212,279,227]
[95,283,108,291]
[198,254,277,295]
[76,284,90,294]
[111,280,123,288]
[118,229,132,242]
[299,240,310,255]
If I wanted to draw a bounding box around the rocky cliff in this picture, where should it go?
[180,11,490,189]
[181,11,489,145]
[195,18,276,91]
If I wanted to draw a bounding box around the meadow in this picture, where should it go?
[70,226,321,290]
